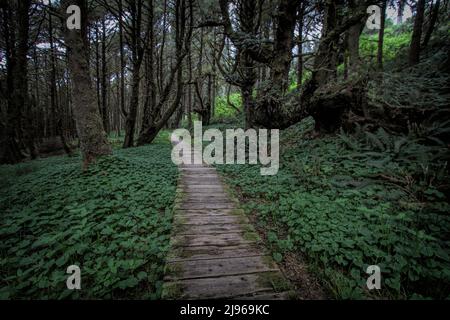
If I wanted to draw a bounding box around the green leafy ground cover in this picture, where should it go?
[0,137,178,299]
[360,22,412,64]
[215,118,450,299]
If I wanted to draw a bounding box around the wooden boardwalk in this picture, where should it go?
[162,145,293,300]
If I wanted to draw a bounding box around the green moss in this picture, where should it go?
[164,262,183,279]
[243,231,261,242]
[261,255,277,269]
[257,272,292,293]
[161,282,184,300]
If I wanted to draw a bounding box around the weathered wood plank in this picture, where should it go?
[163,273,280,300]
[182,185,225,190]
[182,174,219,178]
[182,196,231,203]
[167,245,267,262]
[180,203,236,210]
[173,223,244,235]
[171,232,255,247]
[173,215,242,225]
[165,256,278,280]
[176,208,240,216]
[233,291,294,300]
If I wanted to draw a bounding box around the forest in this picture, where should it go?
[0,0,449,300]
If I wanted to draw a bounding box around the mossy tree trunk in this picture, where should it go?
[62,0,111,167]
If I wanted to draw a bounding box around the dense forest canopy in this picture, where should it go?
[1,0,448,165]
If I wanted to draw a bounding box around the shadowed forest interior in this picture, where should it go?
[0,0,449,300]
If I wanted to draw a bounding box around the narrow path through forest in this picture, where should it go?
[162,142,293,299]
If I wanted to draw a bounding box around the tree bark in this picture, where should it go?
[422,0,440,48]
[347,1,365,75]
[49,3,72,156]
[123,0,145,148]
[409,0,426,66]
[62,0,111,167]
[270,0,298,93]
[297,2,304,89]
[0,0,32,164]
[313,0,338,86]
[101,17,109,133]
[377,0,387,71]
[138,0,157,144]
[397,0,405,24]
[118,0,126,120]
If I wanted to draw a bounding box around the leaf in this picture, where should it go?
[117,277,139,289]
[137,271,147,280]
[273,252,283,263]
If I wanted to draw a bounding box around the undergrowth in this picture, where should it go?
[0,140,178,299]
[216,117,450,299]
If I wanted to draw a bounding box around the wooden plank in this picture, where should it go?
[173,215,241,225]
[182,185,225,190]
[233,291,294,300]
[181,200,234,206]
[180,176,223,182]
[180,203,236,210]
[182,174,219,178]
[182,196,231,202]
[165,256,277,280]
[171,233,254,247]
[179,166,217,174]
[182,192,226,196]
[163,272,280,300]
[167,245,267,262]
[176,208,238,216]
[181,182,224,187]
[173,223,245,235]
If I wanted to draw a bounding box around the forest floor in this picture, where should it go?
[0,132,178,299]
[213,117,450,300]
[1,119,449,300]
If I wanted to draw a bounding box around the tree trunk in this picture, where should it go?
[347,1,365,75]
[409,0,426,66]
[49,4,72,156]
[238,0,257,128]
[270,0,297,93]
[397,0,405,24]
[138,0,157,144]
[118,0,126,119]
[187,46,193,129]
[313,0,338,86]
[377,0,387,71]
[123,68,140,148]
[297,2,304,89]
[0,0,31,164]
[422,0,440,48]
[101,17,109,133]
[62,0,111,168]
[123,0,144,148]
